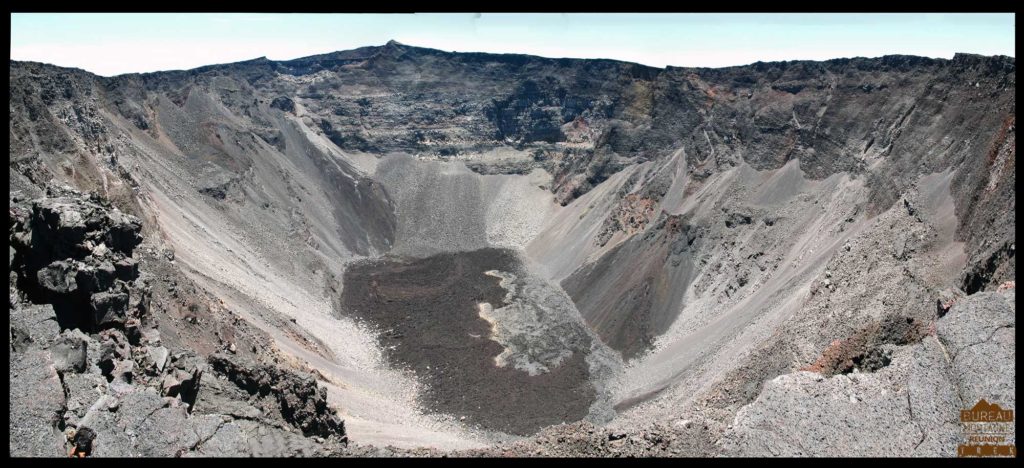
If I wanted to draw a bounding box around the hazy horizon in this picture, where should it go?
[10,13,1016,77]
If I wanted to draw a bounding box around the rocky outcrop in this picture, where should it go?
[207,353,346,439]
[10,186,146,333]
[8,188,346,457]
[719,288,1015,457]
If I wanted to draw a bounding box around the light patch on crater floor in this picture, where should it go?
[482,270,582,376]
[479,267,625,427]
[476,302,506,369]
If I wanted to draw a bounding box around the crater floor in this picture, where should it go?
[340,248,601,436]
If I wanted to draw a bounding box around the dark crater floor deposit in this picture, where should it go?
[340,248,596,436]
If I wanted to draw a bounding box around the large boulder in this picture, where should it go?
[36,260,80,294]
[89,289,130,328]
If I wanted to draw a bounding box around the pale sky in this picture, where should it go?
[10,13,1016,77]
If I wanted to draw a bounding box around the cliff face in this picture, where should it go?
[8,43,1016,454]
[10,44,1014,285]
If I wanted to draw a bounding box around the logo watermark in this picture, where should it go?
[958,399,1016,457]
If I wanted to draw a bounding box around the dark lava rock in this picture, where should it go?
[8,187,346,457]
[36,260,80,294]
[341,248,596,436]
[160,352,204,409]
[725,212,753,228]
[270,96,296,113]
[71,426,97,457]
[113,258,138,281]
[90,290,130,328]
[9,186,146,332]
[208,353,346,440]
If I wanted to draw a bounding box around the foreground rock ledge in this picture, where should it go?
[719,288,1016,457]
[9,188,347,457]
